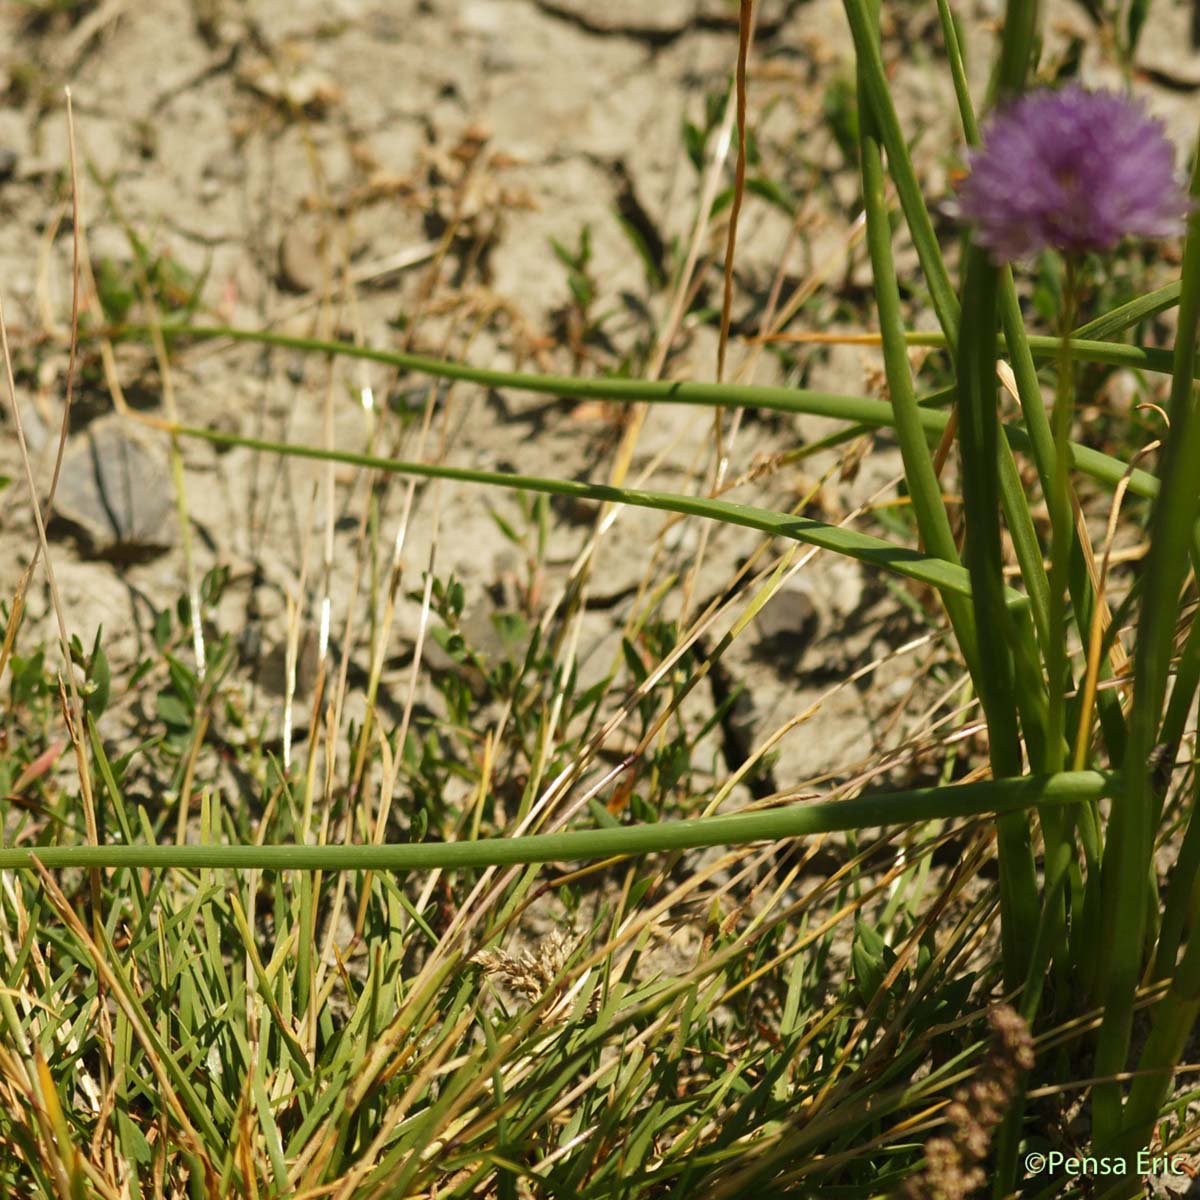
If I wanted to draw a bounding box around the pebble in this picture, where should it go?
[278,224,327,293]
[754,583,820,656]
[52,416,176,558]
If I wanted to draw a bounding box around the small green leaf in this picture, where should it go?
[549,236,576,270]
[431,626,466,662]
[571,677,610,720]
[156,691,192,729]
[682,119,706,172]
[621,637,648,686]
[1125,0,1151,58]
[152,608,173,652]
[851,920,888,1005]
[588,798,621,829]
[85,631,110,720]
[489,509,522,546]
[614,215,665,288]
[95,257,136,324]
[490,611,528,656]
[823,76,860,167]
[567,272,593,309]
[745,176,796,217]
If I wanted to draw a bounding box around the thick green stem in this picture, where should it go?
[1046,257,1080,773]
[1093,131,1200,1150]
[957,247,1040,989]
[0,772,1114,871]
[856,24,980,681]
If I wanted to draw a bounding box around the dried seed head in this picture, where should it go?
[895,1005,1034,1199]
[472,930,596,1023]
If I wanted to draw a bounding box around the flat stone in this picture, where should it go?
[278,223,327,293]
[52,416,175,558]
[754,583,819,656]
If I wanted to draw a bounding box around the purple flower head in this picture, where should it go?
[956,85,1190,262]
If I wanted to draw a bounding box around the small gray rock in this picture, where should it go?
[52,416,175,558]
[755,584,819,656]
[277,224,327,293]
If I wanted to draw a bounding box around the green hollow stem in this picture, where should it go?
[840,0,960,350]
[863,0,1051,712]
[921,331,1178,373]
[1045,255,1079,778]
[1074,280,1181,340]
[854,16,1047,948]
[960,0,1049,1181]
[110,322,1169,506]
[113,321,1200,387]
[1108,780,1200,1186]
[991,228,1120,1007]
[991,0,1039,101]
[160,386,1164,526]
[856,23,980,679]
[936,0,1117,781]
[956,245,1040,989]
[1002,272,1128,767]
[0,771,1116,872]
[1092,132,1200,1151]
[159,420,1030,610]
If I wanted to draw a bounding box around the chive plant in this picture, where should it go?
[951,63,1198,1191]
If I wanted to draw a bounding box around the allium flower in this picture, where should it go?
[957,85,1190,262]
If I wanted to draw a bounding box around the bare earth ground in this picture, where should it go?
[0,0,968,799]
[1,0,1198,819]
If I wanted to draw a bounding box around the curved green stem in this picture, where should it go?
[158,418,1030,610]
